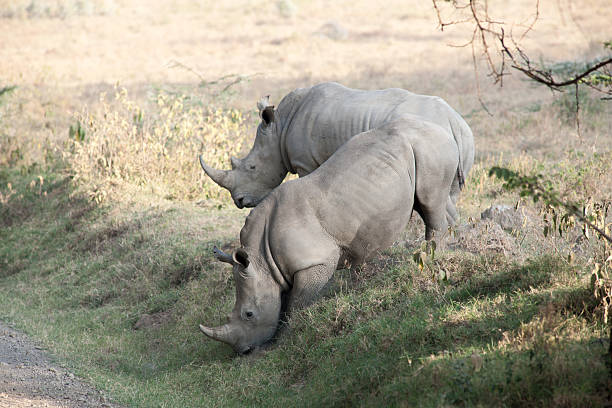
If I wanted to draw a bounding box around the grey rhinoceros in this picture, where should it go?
[199,82,474,230]
[199,117,459,353]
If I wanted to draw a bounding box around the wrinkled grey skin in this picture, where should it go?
[199,118,459,353]
[200,82,474,229]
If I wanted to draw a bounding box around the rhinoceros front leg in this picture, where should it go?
[287,263,336,312]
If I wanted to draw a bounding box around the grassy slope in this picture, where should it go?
[1,1,611,406]
[1,164,609,407]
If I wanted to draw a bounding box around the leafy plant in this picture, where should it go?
[489,165,612,338]
[552,87,605,125]
[0,85,17,102]
[489,166,611,243]
[69,120,86,142]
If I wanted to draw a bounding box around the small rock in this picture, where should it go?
[447,219,519,255]
[481,204,524,231]
[316,21,348,41]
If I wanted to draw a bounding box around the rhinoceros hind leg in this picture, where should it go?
[445,197,459,226]
[424,207,449,242]
[288,263,336,312]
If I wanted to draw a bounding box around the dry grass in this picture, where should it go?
[1,0,610,197]
[1,0,610,184]
[63,87,250,203]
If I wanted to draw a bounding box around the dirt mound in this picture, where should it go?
[133,312,173,330]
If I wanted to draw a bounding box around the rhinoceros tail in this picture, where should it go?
[457,166,465,191]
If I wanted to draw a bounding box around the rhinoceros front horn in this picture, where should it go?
[199,155,234,190]
[199,323,238,346]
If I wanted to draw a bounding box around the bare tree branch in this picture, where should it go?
[431,0,612,97]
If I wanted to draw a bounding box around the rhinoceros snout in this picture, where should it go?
[238,345,254,355]
[234,196,245,208]
[234,194,258,209]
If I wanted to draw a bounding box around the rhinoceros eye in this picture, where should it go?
[248,164,256,171]
[245,311,254,319]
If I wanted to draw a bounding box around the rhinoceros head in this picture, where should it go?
[199,96,288,208]
[199,246,282,354]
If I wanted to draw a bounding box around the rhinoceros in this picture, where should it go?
[199,117,459,353]
[199,82,474,229]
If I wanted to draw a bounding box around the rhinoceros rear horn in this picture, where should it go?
[199,155,234,190]
[256,95,271,112]
[199,323,238,346]
[230,156,241,170]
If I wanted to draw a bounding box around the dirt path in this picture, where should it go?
[0,322,121,408]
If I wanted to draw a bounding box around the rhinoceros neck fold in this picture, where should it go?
[277,120,294,175]
[276,94,303,175]
[240,203,291,292]
[263,220,291,291]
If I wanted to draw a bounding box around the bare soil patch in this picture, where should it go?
[0,322,121,408]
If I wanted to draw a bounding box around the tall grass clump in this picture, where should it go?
[65,88,249,203]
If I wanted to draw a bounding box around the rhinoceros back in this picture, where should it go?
[278,82,473,187]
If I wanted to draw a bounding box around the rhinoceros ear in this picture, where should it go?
[261,106,275,126]
[233,248,250,268]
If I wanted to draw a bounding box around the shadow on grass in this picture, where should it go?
[0,170,95,279]
[268,251,606,407]
[445,256,558,303]
[0,167,240,373]
[2,166,607,407]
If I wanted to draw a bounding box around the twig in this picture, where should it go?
[167,59,206,83]
[575,82,582,141]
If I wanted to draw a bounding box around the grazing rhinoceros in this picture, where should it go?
[199,82,474,228]
[199,117,459,353]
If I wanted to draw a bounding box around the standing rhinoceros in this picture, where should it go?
[199,82,474,228]
[199,117,459,353]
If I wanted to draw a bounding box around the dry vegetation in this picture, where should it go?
[65,87,248,202]
[1,0,611,407]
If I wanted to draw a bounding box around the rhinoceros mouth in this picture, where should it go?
[237,345,254,355]
[233,194,261,209]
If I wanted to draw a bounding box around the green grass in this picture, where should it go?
[1,166,610,407]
